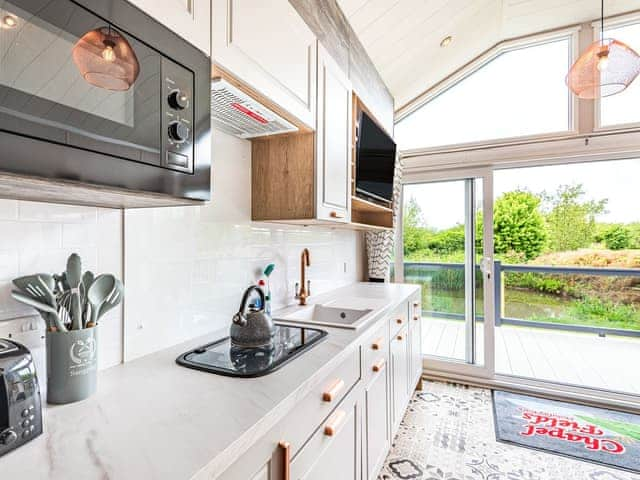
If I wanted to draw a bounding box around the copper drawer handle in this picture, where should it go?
[372,358,385,372]
[324,410,346,437]
[413,315,419,321]
[279,441,290,480]
[371,337,384,350]
[322,378,345,402]
[413,301,419,307]
[330,211,345,219]
[397,334,403,341]
[396,318,403,325]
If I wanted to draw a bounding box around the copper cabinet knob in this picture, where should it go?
[397,334,403,341]
[396,318,402,324]
[322,378,345,402]
[371,337,383,350]
[278,441,290,480]
[372,358,385,372]
[324,410,346,437]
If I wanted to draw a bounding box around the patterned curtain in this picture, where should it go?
[365,157,403,281]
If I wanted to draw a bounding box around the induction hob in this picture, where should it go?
[176,324,327,377]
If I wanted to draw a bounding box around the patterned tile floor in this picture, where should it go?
[378,381,640,480]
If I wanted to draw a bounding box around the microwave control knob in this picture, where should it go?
[0,429,17,446]
[168,90,189,110]
[168,121,189,143]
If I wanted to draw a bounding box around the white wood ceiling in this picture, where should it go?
[337,0,640,109]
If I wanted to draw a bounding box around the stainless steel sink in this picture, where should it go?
[277,304,373,329]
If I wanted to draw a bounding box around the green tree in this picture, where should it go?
[403,197,429,255]
[603,225,631,250]
[493,190,547,260]
[543,184,607,252]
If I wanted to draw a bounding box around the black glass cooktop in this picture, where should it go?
[176,324,327,377]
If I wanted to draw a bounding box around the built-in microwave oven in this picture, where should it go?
[0,0,211,202]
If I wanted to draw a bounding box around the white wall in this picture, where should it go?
[0,201,123,370]
[123,131,363,360]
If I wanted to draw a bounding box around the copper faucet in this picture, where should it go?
[296,248,311,305]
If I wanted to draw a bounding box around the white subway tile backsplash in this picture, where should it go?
[0,199,123,370]
[124,131,363,360]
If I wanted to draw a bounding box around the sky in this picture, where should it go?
[405,159,640,230]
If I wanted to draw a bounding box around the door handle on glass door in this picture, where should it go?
[480,257,493,279]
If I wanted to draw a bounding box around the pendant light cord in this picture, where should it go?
[601,0,604,41]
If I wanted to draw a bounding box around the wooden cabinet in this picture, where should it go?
[128,0,211,56]
[213,0,317,128]
[390,325,409,432]
[251,43,352,226]
[316,45,352,223]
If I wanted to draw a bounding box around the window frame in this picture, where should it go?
[395,28,580,155]
[593,12,640,133]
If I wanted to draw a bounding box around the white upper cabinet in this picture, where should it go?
[127,0,212,56]
[316,44,352,223]
[213,0,317,128]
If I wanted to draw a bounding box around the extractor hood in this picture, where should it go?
[211,78,298,139]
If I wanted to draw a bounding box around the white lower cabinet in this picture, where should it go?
[291,386,362,479]
[365,359,389,480]
[218,293,422,480]
[390,325,410,432]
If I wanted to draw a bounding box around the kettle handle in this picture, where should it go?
[232,285,266,326]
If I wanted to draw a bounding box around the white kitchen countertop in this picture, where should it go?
[0,282,419,479]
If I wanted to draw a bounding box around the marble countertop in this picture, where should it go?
[0,282,419,479]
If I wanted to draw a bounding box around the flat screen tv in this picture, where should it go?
[355,111,396,205]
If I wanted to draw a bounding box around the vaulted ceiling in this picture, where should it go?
[337,0,640,110]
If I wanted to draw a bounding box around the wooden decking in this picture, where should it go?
[423,318,640,395]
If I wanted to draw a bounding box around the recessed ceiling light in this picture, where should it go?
[440,35,453,48]
[2,15,18,29]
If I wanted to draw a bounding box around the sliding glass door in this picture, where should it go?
[397,170,494,377]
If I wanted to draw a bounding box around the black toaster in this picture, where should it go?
[0,339,43,457]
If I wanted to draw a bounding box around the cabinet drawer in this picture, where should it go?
[219,347,361,479]
[389,303,408,337]
[364,321,388,386]
[290,382,361,479]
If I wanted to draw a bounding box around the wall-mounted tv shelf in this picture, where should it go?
[350,93,394,231]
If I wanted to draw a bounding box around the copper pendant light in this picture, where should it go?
[566,0,640,99]
[72,25,140,91]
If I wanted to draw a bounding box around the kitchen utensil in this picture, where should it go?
[87,274,117,328]
[12,274,48,303]
[94,279,123,325]
[66,254,82,330]
[11,291,67,332]
[230,286,275,348]
[80,270,95,327]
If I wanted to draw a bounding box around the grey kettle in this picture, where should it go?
[230,286,275,348]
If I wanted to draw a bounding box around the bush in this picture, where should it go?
[426,226,465,254]
[505,272,573,296]
[494,190,547,260]
[571,297,637,325]
[603,225,631,250]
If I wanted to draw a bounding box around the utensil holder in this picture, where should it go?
[46,326,98,404]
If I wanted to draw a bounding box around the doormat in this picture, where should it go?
[492,390,640,474]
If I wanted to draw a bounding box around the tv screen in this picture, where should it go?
[356,111,396,204]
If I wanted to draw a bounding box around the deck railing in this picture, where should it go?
[403,261,640,338]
